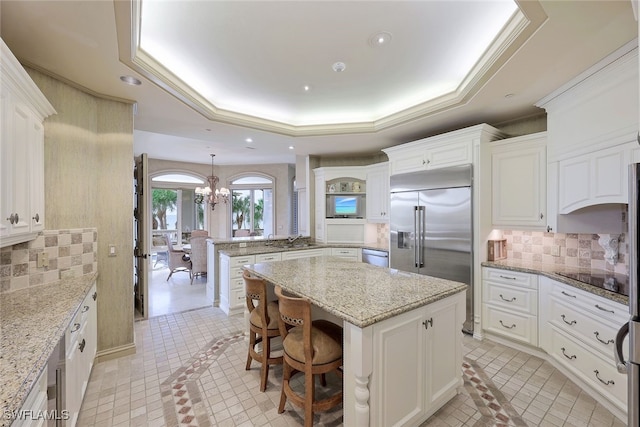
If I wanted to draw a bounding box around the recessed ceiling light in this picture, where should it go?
[369,31,392,47]
[245,137,253,143]
[288,145,294,150]
[504,93,515,98]
[303,85,311,92]
[120,75,142,86]
[332,62,346,73]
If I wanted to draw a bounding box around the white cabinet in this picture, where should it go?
[366,163,389,222]
[539,276,628,415]
[219,254,255,315]
[482,268,538,347]
[383,124,504,176]
[557,144,631,213]
[65,283,97,426]
[330,247,361,261]
[0,40,55,247]
[280,248,326,260]
[13,367,48,427]
[491,133,547,229]
[369,291,465,426]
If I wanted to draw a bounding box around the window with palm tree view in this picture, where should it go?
[230,175,273,237]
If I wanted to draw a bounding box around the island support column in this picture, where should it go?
[344,322,374,426]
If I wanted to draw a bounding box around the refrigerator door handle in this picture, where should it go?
[417,206,425,268]
[614,321,629,374]
[414,206,419,268]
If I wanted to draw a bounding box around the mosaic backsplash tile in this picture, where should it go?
[499,230,628,275]
[0,228,97,293]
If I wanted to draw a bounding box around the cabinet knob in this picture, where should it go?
[6,213,17,224]
[32,213,40,223]
[92,292,97,301]
[78,338,86,353]
[422,318,433,329]
[546,226,553,232]
[539,213,544,219]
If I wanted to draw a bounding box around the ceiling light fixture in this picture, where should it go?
[245,137,253,143]
[119,75,142,86]
[288,146,294,150]
[332,62,346,73]
[303,85,311,92]
[368,31,392,47]
[194,154,229,210]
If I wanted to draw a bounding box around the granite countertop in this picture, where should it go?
[0,272,97,425]
[219,241,388,257]
[244,256,466,328]
[482,259,629,306]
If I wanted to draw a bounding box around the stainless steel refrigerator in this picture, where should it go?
[389,165,473,334]
[614,163,640,427]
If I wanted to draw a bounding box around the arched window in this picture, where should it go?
[150,172,207,244]
[229,174,274,237]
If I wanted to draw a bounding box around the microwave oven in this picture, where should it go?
[326,194,365,218]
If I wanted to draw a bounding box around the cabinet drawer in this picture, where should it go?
[331,247,359,257]
[230,288,246,309]
[484,282,537,315]
[482,304,537,346]
[255,252,282,263]
[483,268,537,289]
[230,277,245,291]
[549,281,628,325]
[548,297,622,360]
[549,326,626,409]
[230,255,256,267]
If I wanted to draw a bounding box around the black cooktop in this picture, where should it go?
[554,271,629,297]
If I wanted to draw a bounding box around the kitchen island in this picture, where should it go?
[244,256,467,427]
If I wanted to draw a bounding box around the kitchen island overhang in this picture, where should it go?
[243,256,467,427]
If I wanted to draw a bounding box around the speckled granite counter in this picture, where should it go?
[482,259,628,306]
[219,241,388,258]
[244,256,466,328]
[0,272,97,426]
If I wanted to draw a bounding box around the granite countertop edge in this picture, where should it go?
[481,260,628,306]
[219,241,388,257]
[1,272,98,425]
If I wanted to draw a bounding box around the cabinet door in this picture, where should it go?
[426,140,472,169]
[558,146,628,213]
[29,119,45,233]
[492,138,546,228]
[389,147,426,175]
[7,100,32,236]
[315,174,325,242]
[424,294,464,409]
[371,307,427,427]
[366,163,389,222]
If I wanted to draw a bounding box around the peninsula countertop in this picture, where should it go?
[218,241,388,258]
[1,272,97,426]
[244,256,467,328]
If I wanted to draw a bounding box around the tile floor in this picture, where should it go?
[79,306,626,426]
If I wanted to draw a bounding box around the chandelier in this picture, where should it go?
[195,154,230,210]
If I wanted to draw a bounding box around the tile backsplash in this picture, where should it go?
[0,228,97,293]
[499,230,628,275]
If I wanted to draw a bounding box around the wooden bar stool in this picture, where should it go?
[274,285,343,427]
[243,270,283,392]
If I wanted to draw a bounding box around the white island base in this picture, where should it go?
[344,291,466,427]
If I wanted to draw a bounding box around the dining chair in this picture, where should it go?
[188,236,208,284]
[164,234,191,281]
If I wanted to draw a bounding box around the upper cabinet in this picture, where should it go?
[1,40,56,247]
[491,132,547,229]
[383,124,504,176]
[366,162,389,222]
[536,41,638,217]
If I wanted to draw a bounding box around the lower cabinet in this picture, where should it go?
[482,268,538,346]
[13,367,48,427]
[539,276,628,415]
[369,292,465,426]
[65,283,98,426]
[330,247,361,261]
[219,254,255,315]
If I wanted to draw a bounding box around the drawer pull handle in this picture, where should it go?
[70,323,80,333]
[499,275,517,280]
[561,347,576,360]
[79,338,86,353]
[499,320,516,329]
[595,304,614,314]
[422,318,433,330]
[92,292,97,301]
[561,314,576,326]
[499,294,516,302]
[593,370,614,386]
[594,331,614,345]
[561,291,577,298]
[82,305,89,313]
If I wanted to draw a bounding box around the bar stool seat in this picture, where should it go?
[244,270,283,392]
[275,285,343,427]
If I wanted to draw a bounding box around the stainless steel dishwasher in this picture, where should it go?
[361,248,389,267]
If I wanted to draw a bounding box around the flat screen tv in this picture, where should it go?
[335,196,357,215]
